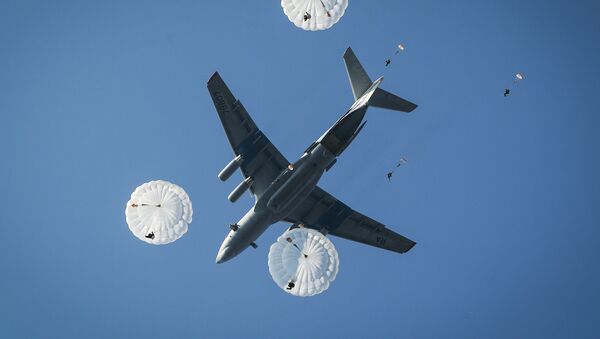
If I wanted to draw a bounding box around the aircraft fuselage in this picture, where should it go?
[215,107,367,264]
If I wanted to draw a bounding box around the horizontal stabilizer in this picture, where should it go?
[370,88,418,113]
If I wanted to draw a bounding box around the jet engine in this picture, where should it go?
[228,177,253,202]
[218,155,243,181]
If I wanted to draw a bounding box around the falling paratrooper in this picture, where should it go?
[387,157,408,182]
[504,72,525,97]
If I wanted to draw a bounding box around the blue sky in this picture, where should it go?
[1,0,599,338]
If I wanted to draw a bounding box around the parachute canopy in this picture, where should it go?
[281,0,348,31]
[397,44,405,51]
[125,180,193,245]
[515,72,525,81]
[268,228,339,297]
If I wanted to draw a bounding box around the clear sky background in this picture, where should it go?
[1,0,599,338]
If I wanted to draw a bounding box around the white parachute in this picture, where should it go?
[395,43,405,54]
[125,180,193,245]
[515,72,525,82]
[268,228,339,297]
[281,0,348,31]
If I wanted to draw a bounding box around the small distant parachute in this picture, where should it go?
[515,72,525,82]
[395,43,405,54]
[281,0,348,31]
[268,228,339,297]
[125,180,193,245]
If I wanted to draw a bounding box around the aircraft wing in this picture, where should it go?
[208,72,289,197]
[285,186,416,254]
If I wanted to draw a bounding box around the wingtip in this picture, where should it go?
[406,104,418,113]
[343,46,353,58]
[208,71,221,85]
[404,241,417,253]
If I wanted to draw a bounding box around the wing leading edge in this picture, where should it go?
[285,186,416,254]
[207,72,289,198]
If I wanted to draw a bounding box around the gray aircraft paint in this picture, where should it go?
[209,47,418,264]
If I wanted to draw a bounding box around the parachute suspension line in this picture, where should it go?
[130,203,161,207]
[142,203,161,207]
[284,236,305,290]
[287,263,301,291]
[304,0,313,19]
[286,237,308,258]
[300,0,315,22]
[133,202,160,240]
[303,3,314,22]
[320,0,332,17]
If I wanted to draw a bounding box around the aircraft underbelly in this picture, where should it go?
[267,167,321,214]
[278,174,321,219]
[236,209,273,245]
[267,143,335,217]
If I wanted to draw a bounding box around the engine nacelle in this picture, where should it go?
[218,155,243,181]
[228,177,253,203]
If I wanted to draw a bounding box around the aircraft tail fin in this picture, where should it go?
[343,47,418,113]
[343,48,372,101]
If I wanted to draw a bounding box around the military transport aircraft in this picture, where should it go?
[208,47,418,264]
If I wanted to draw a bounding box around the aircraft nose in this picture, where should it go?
[216,246,232,264]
